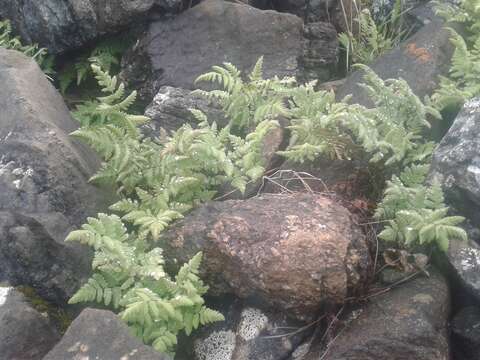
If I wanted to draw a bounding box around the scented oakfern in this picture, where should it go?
[67,61,281,355]
[194,56,292,132]
[432,0,480,109]
[0,19,54,75]
[338,0,409,70]
[375,165,467,251]
[59,37,130,93]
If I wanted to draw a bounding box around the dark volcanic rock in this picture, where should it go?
[121,0,304,101]
[429,98,480,227]
[43,308,170,360]
[144,86,228,134]
[451,306,480,360]
[162,193,371,320]
[300,270,450,360]
[0,0,158,54]
[300,22,339,83]
[0,49,111,303]
[336,16,454,106]
[444,239,480,303]
[0,285,60,360]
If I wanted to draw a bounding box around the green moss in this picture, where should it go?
[16,286,73,334]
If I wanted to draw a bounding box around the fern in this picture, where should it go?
[339,0,410,70]
[376,174,467,251]
[0,19,54,75]
[432,0,480,109]
[195,57,293,132]
[58,37,129,94]
[67,61,284,355]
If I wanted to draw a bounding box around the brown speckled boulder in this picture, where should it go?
[163,193,371,320]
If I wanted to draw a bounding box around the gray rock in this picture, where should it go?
[0,49,112,303]
[0,0,157,54]
[272,0,337,23]
[177,297,308,360]
[299,22,339,83]
[162,193,371,320]
[144,86,228,134]
[444,239,480,302]
[336,15,454,107]
[451,306,480,360]
[43,308,170,360]
[121,0,304,102]
[300,270,450,360]
[429,98,480,227]
[0,285,60,360]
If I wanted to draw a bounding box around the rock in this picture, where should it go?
[0,49,111,303]
[0,0,157,54]
[0,285,60,360]
[262,158,374,200]
[335,16,454,107]
[121,0,304,102]
[43,308,170,360]
[451,306,480,360]
[299,22,339,83]
[177,297,308,360]
[300,270,450,359]
[443,239,480,303]
[144,86,228,134]
[162,193,371,320]
[429,98,480,227]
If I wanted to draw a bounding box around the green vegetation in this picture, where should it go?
[338,0,410,70]
[58,37,130,94]
[65,62,281,355]
[432,0,480,110]
[0,20,54,75]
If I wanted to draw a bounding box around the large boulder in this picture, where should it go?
[177,297,308,360]
[0,285,60,360]
[298,270,450,360]
[121,0,314,102]
[336,13,454,107]
[0,0,160,54]
[162,193,371,320]
[0,49,111,303]
[43,308,170,360]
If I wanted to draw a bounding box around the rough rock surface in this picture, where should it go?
[0,0,158,54]
[43,308,170,360]
[444,239,480,303]
[299,22,339,83]
[0,285,60,360]
[262,158,373,200]
[0,49,111,303]
[121,0,304,101]
[336,16,453,107]
[300,270,450,360]
[451,306,480,360]
[177,297,308,360]
[163,193,371,319]
[429,98,480,227]
[144,86,228,134]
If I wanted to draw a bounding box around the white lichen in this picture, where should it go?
[0,287,12,307]
[238,308,269,341]
[459,247,480,271]
[194,330,236,360]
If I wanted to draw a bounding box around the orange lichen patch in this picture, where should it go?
[405,43,433,64]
